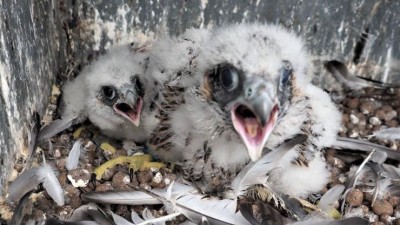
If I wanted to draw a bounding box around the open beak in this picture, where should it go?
[113,86,143,127]
[231,78,279,161]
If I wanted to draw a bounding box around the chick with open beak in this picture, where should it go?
[206,63,292,162]
[113,82,144,127]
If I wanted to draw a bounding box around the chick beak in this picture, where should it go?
[113,86,143,127]
[231,79,279,161]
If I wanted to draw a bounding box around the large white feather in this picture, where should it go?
[38,164,65,206]
[66,139,82,171]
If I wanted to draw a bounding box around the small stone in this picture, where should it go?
[112,171,132,190]
[139,182,151,190]
[342,113,350,124]
[137,170,153,183]
[348,129,359,138]
[95,182,114,191]
[58,171,68,186]
[380,214,392,225]
[101,167,116,180]
[345,189,363,207]
[385,119,399,127]
[372,199,393,216]
[332,157,346,169]
[55,158,67,171]
[346,98,359,109]
[393,218,400,225]
[163,173,177,186]
[114,149,127,157]
[389,196,400,207]
[360,101,376,115]
[64,185,82,208]
[369,117,381,126]
[350,114,359,124]
[383,110,397,122]
[152,172,163,184]
[360,204,369,215]
[67,168,91,187]
[54,149,62,158]
[376,109,386,120]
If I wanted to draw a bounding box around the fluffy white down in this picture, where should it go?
[62,44,158,141]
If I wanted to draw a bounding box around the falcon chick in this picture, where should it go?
[148,24,341,197]
[52,44,158,142]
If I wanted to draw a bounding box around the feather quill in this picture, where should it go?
[369,127,400,140]
[333,137,400,161]
[66,139,82,171]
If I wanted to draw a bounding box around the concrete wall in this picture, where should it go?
[1,0,399,195]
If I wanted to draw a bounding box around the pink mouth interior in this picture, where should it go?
[231,104,278,160]
[113,98,143,126]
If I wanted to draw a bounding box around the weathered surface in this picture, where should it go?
[0,0,399,196]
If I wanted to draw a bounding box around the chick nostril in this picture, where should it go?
[246,88,253,98]
[116,103,133,112]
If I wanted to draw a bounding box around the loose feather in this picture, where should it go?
[66,139,82,171]
[38,117,76,141]
[370,127,400,140]
[131,210,145,224]
[82,191,163,205]
[39,163,65,206]
[291,217,369,225]
[45,218,100,225]
[111,211,134,225]
[324,60,396,90]
[318,184,345,213]
[333,136,400,161]
[231,134,307,197]
[9,191,33,225]
[7,167,42,203]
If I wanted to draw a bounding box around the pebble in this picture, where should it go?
[369,116,381,126]
[345,189,363,207]
[350,114,359,124]
[393,218,400,225]
[112,171,132,190]
[346,98,359,109]
[359,100,376,115]
[152,172,163,184]
[380,214,392,225]
[64,185,82,208]
[137,170,153,183]
[95,182,114,191]
[67,168,91,187]
[372,199,394,216]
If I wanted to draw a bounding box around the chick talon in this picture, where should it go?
[94,154,164,180]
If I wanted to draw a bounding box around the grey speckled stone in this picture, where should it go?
[0,0,399,196]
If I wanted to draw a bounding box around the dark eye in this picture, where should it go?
[102,86,116,100]
[219,66,239,91]
[131,75,145,97]
[280,61,293,87]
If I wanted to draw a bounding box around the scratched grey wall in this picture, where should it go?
[0,0,399,195]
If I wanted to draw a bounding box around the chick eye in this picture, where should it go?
[102,86,117,100]
[280,60,293,88]
[219,66,239,91]
[131,75,145,97]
